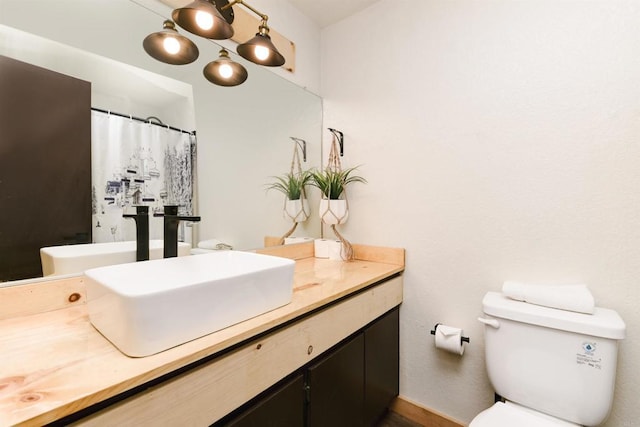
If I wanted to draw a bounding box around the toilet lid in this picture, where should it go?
[470,402,580,427]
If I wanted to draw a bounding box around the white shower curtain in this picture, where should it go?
[91,110,196,243]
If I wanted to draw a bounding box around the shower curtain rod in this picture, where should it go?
[91,107,196,136]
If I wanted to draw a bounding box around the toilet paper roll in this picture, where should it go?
[435,325,465,355]
[314,239,330,258]
[327,240,343,260]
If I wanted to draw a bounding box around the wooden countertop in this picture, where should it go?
[0,244,404,426]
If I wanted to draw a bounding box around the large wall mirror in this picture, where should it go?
[0,0,323,285]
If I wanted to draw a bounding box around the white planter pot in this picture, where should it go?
[319,199,349,225]
[284,199,310,223]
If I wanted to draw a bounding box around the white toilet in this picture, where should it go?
[471,291,626,426]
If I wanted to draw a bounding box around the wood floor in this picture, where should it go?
[376,410,424,427]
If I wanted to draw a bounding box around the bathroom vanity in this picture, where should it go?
[0,243,404,426]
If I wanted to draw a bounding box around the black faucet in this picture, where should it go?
[154,205,201,258]
[123,205,150,261]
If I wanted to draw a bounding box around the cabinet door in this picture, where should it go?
[0,55,91,281]
[364,307,400,426]
[307,334,365,427]
[219,374,305,427]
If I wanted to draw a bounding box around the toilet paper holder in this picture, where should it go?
[430,323,470,344]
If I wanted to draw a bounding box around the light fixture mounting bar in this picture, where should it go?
[222,0,268,22]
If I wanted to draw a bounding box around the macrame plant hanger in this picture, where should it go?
[278,140,309,244]
[323,130,354,260]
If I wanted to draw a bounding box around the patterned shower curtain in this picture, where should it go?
[91,110,196,243]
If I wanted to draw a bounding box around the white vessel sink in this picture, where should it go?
[84,251,295,357]
[40,240,191,276]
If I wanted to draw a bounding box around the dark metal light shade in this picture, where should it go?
[172,0,234,40]
[143,20,199,65]
[203,49,248,86]
[237,24,285,67]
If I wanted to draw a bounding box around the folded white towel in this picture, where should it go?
[197,239,233,251]
[502,281,595,314]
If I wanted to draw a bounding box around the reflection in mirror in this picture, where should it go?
[0,0,322,285]
[1,25,198,282]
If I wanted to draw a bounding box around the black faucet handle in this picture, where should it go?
[165,205,179,215]
[152,213,199,220]
[154,205,181,217]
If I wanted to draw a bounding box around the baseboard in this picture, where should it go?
[389,396,465,427]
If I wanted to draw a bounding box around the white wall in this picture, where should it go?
[321,1,640,425]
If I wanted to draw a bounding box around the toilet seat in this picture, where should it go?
[470,402,581,427]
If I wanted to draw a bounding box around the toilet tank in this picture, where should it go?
[481,292,625,426]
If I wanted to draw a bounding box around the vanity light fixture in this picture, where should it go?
[143,20,199,65]
[222,0,285,67]
[171,0,234,40]
[203,49,248,86]
[143,0,287,85]
[235,19,285,67]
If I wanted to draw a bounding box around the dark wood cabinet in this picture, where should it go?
[223,374,305,427]
[307,333,365,427]
[364,308,400,425]
[216,306,399,427]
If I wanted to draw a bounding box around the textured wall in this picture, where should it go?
[320,1,640,425]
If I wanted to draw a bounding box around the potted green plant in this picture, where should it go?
[266,170,312,223]
[310,166,366,225]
